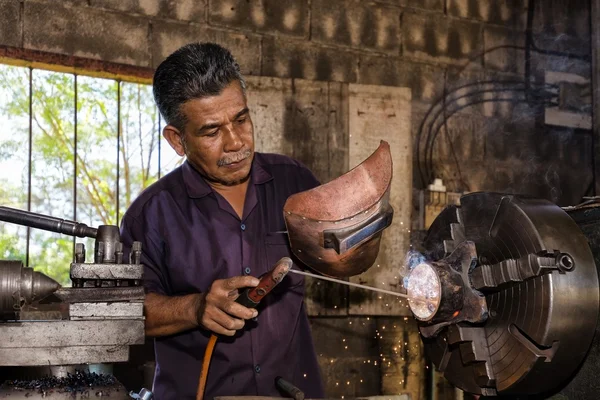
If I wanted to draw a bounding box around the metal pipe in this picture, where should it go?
[0,206,97,238]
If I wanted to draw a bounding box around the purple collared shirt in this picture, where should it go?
[120,153,325,400]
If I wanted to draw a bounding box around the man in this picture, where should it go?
[120,43,325,399]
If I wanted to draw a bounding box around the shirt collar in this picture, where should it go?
[182,154,273,199]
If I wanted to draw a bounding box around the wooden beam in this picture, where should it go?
[0,45,153,84]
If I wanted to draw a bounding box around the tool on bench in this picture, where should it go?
[196,257,293,400]
[275,376,305,400]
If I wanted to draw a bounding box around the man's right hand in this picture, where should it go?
[196,275,260,336]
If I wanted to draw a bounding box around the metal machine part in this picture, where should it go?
[0,206,97,238]
[405,241,488,338]
[275,376,305,400]
[0,207,145,367]
[129,387,154,399]
[283,140,394,278]
[412,193,599,397]
[0,260,61,319]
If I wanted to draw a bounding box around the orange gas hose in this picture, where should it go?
[196,334,218,400]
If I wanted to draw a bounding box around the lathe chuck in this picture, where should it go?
[419,193,599,397]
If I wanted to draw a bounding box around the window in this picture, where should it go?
[0,63,183,285]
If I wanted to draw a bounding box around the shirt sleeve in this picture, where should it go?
[120,213,169,296]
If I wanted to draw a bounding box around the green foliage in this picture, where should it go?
[0,65,175,286]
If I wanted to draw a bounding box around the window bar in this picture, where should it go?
[116,81,121,226]
[72,74,78,257]
[158,112,162,179]
[25,67,33,268]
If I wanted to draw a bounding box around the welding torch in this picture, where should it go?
[196,257,293,400]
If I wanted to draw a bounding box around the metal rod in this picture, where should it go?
[288,268,409,299]
[0,206,97,238]
[26,67,33,268]
[73,73,78,258]
[116,80,121,226]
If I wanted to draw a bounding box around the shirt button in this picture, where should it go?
[254,365,261,374]
[252,316,258,322]
[240,223,246,231]
[244,267,251,275]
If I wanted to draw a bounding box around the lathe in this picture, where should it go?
[3,191,600,399]
[405,192,600,399]
[0,206,148,399]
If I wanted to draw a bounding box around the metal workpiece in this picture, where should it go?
[70,263,144,281]
[406,241,488,338]
[418,193,599,397]
[0,320,145,348]
[0,319,143,365]
[94,225,121,263]
[69,302,144,319]
[0,261,61,319]
[0,206,97,238]
[0,346,131,366]
[54,287,145,303]
[129,388,154,400]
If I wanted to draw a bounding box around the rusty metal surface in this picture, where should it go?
[284,141,392,221]
[283,142,393,278]
[0,346,130,366]
[69,302,143,319]
[54,287,145,303]
[409,241,488,338]
[0,320,144,348]
[0,45,154,83]
[70,263,143,280]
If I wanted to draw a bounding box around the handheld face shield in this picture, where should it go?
[283,141,394,278]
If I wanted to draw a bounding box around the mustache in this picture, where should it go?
[217,149,252,167]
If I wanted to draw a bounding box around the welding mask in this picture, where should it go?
[283,141,393,278]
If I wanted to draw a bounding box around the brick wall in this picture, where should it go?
[0,0,593,398]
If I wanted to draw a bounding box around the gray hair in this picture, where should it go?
[153,42,246,132]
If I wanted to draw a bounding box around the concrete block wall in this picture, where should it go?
[0,0,593,398]
[1,0,591,204]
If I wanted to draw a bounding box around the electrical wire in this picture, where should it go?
[416,76,560,186]
[416,79,530,186]
[418,83,557,185]
[426,90,558,178]
[416,1,591,189]
[424,85,528,178]
[425,96,557,182]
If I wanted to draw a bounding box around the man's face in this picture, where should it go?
[165,80,255,187]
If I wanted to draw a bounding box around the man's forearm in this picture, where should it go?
[144,292,202,337]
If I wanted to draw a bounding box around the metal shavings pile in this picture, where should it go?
[5,370,118,396]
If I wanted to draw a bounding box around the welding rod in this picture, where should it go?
[288,268,409,299]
